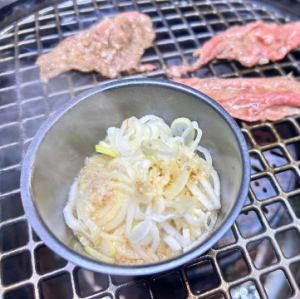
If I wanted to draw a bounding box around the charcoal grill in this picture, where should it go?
[1,0,300,299]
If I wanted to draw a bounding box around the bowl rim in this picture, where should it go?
[21,78,250,275]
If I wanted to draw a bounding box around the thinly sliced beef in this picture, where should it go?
[176,77,300,122]
[37,12,155,83]
[167,21,300,77]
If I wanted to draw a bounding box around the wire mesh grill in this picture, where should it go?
[1,0,300,298]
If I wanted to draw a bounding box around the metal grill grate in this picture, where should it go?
[1,0,300,298]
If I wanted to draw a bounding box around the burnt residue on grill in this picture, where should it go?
[1,0,300,299]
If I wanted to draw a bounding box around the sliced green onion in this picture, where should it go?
[95,144,118,157]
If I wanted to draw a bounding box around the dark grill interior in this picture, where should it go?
[1,0,300,298]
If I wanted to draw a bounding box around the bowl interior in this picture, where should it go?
[30,82,244,264]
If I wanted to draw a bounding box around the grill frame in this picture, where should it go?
[1,0,300,298]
